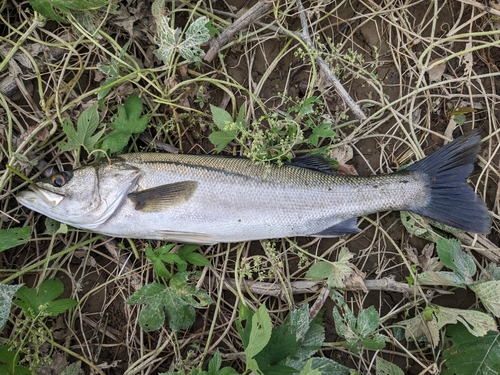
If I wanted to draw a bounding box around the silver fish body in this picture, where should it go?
[16,132,491,243]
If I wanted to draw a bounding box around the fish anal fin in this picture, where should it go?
[312,218,360,237]
[128,181,198,212]
[156,230,216,244]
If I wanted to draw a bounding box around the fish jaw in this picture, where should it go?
[17,185,65,209]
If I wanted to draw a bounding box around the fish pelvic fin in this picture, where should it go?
[405,131,491,234]
[128,181,198,212]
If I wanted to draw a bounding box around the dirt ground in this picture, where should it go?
[1,0,500,374]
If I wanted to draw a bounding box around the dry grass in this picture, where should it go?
[1,0,499,374]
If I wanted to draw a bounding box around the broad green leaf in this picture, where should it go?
[246,304,272,359]
[400,305,497,348]
[0,344,31,375]
[209,130,238,152]
[376,357,405,375]
[101,94,149,155]
[177,244,211,268]
[443,323,500,375]
[360,334,386,350]
[309,358,351,375]
[333,304,386,354]
[28,0,108,22]
[437,238,476,284]
[0,227,31,252]
[57,104,105,153]
[357,306,380,336]
[179,17,210,62]
[417,270,467,287]
[210,104,233,130]
[13,279,76,318]
[305,261,332,279]
[0,284,22,331]
[470,280,500,317]
[126,273,212,331]
[155,16,210,64]
[305,248,355,290]
[60,361,82,375]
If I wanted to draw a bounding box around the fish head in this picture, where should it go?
[16,162,141,228]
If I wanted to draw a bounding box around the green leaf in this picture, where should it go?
[305,261,332,279]
[437,238,476,285]
[357,306,380,336]
[246,304,273,359]
[97,41,130,99]
[399,305,497,348]
[60,361,82,375]
[155,16,210,64]
[305,248,355,290]
[0,344,31,375]
[13,279,77,318]
[101,94,149,155]
[333,304,386,354]
[470,280,500,317]
[0,227,31,252]
[57,104,105,154]
[210,105,233,130]
[126,273,212,331]
[443,323,500,375]
[0,284,23,331]
[309,358,352,374]
[375,357,405,375]
[209,131,238,152]
[28,0,108,22]
[179,17,210,62]
[146,244,183,278]
[178,244,211,268]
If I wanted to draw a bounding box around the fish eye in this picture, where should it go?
[50,171,73,187]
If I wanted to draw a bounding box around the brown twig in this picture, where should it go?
[224,277,450,300]
[204,0,274,62]
[296,0,366,121]
[456,0,500,17]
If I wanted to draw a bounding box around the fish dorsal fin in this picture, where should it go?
[312,218,360,237]
[128,181,198,212]
[287,155,337,174]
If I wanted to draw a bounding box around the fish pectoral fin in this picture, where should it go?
[312,218,360,237]
[128,181,198,212]
[156,230,216,244]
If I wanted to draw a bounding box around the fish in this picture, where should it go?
[16,131,491,244]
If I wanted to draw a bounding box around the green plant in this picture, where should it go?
[100,94,149,154]
[159,350,239,375]
[28,0,109,23]
[236,303,351,374]
[331,292,386,354]
[126,272,212,332]
[0,280,77,373]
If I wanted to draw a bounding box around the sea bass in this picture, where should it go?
[16,132,491,244]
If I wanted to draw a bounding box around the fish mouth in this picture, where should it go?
[17,185,65,208]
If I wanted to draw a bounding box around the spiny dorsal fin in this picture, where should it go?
[128,181,198,212]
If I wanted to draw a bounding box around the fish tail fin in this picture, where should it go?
[405,131,491,234]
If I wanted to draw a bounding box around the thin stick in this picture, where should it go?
[204,0,274,62]
[456,0,500,17]
[296,0,366,121]
[224,277,451,300]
